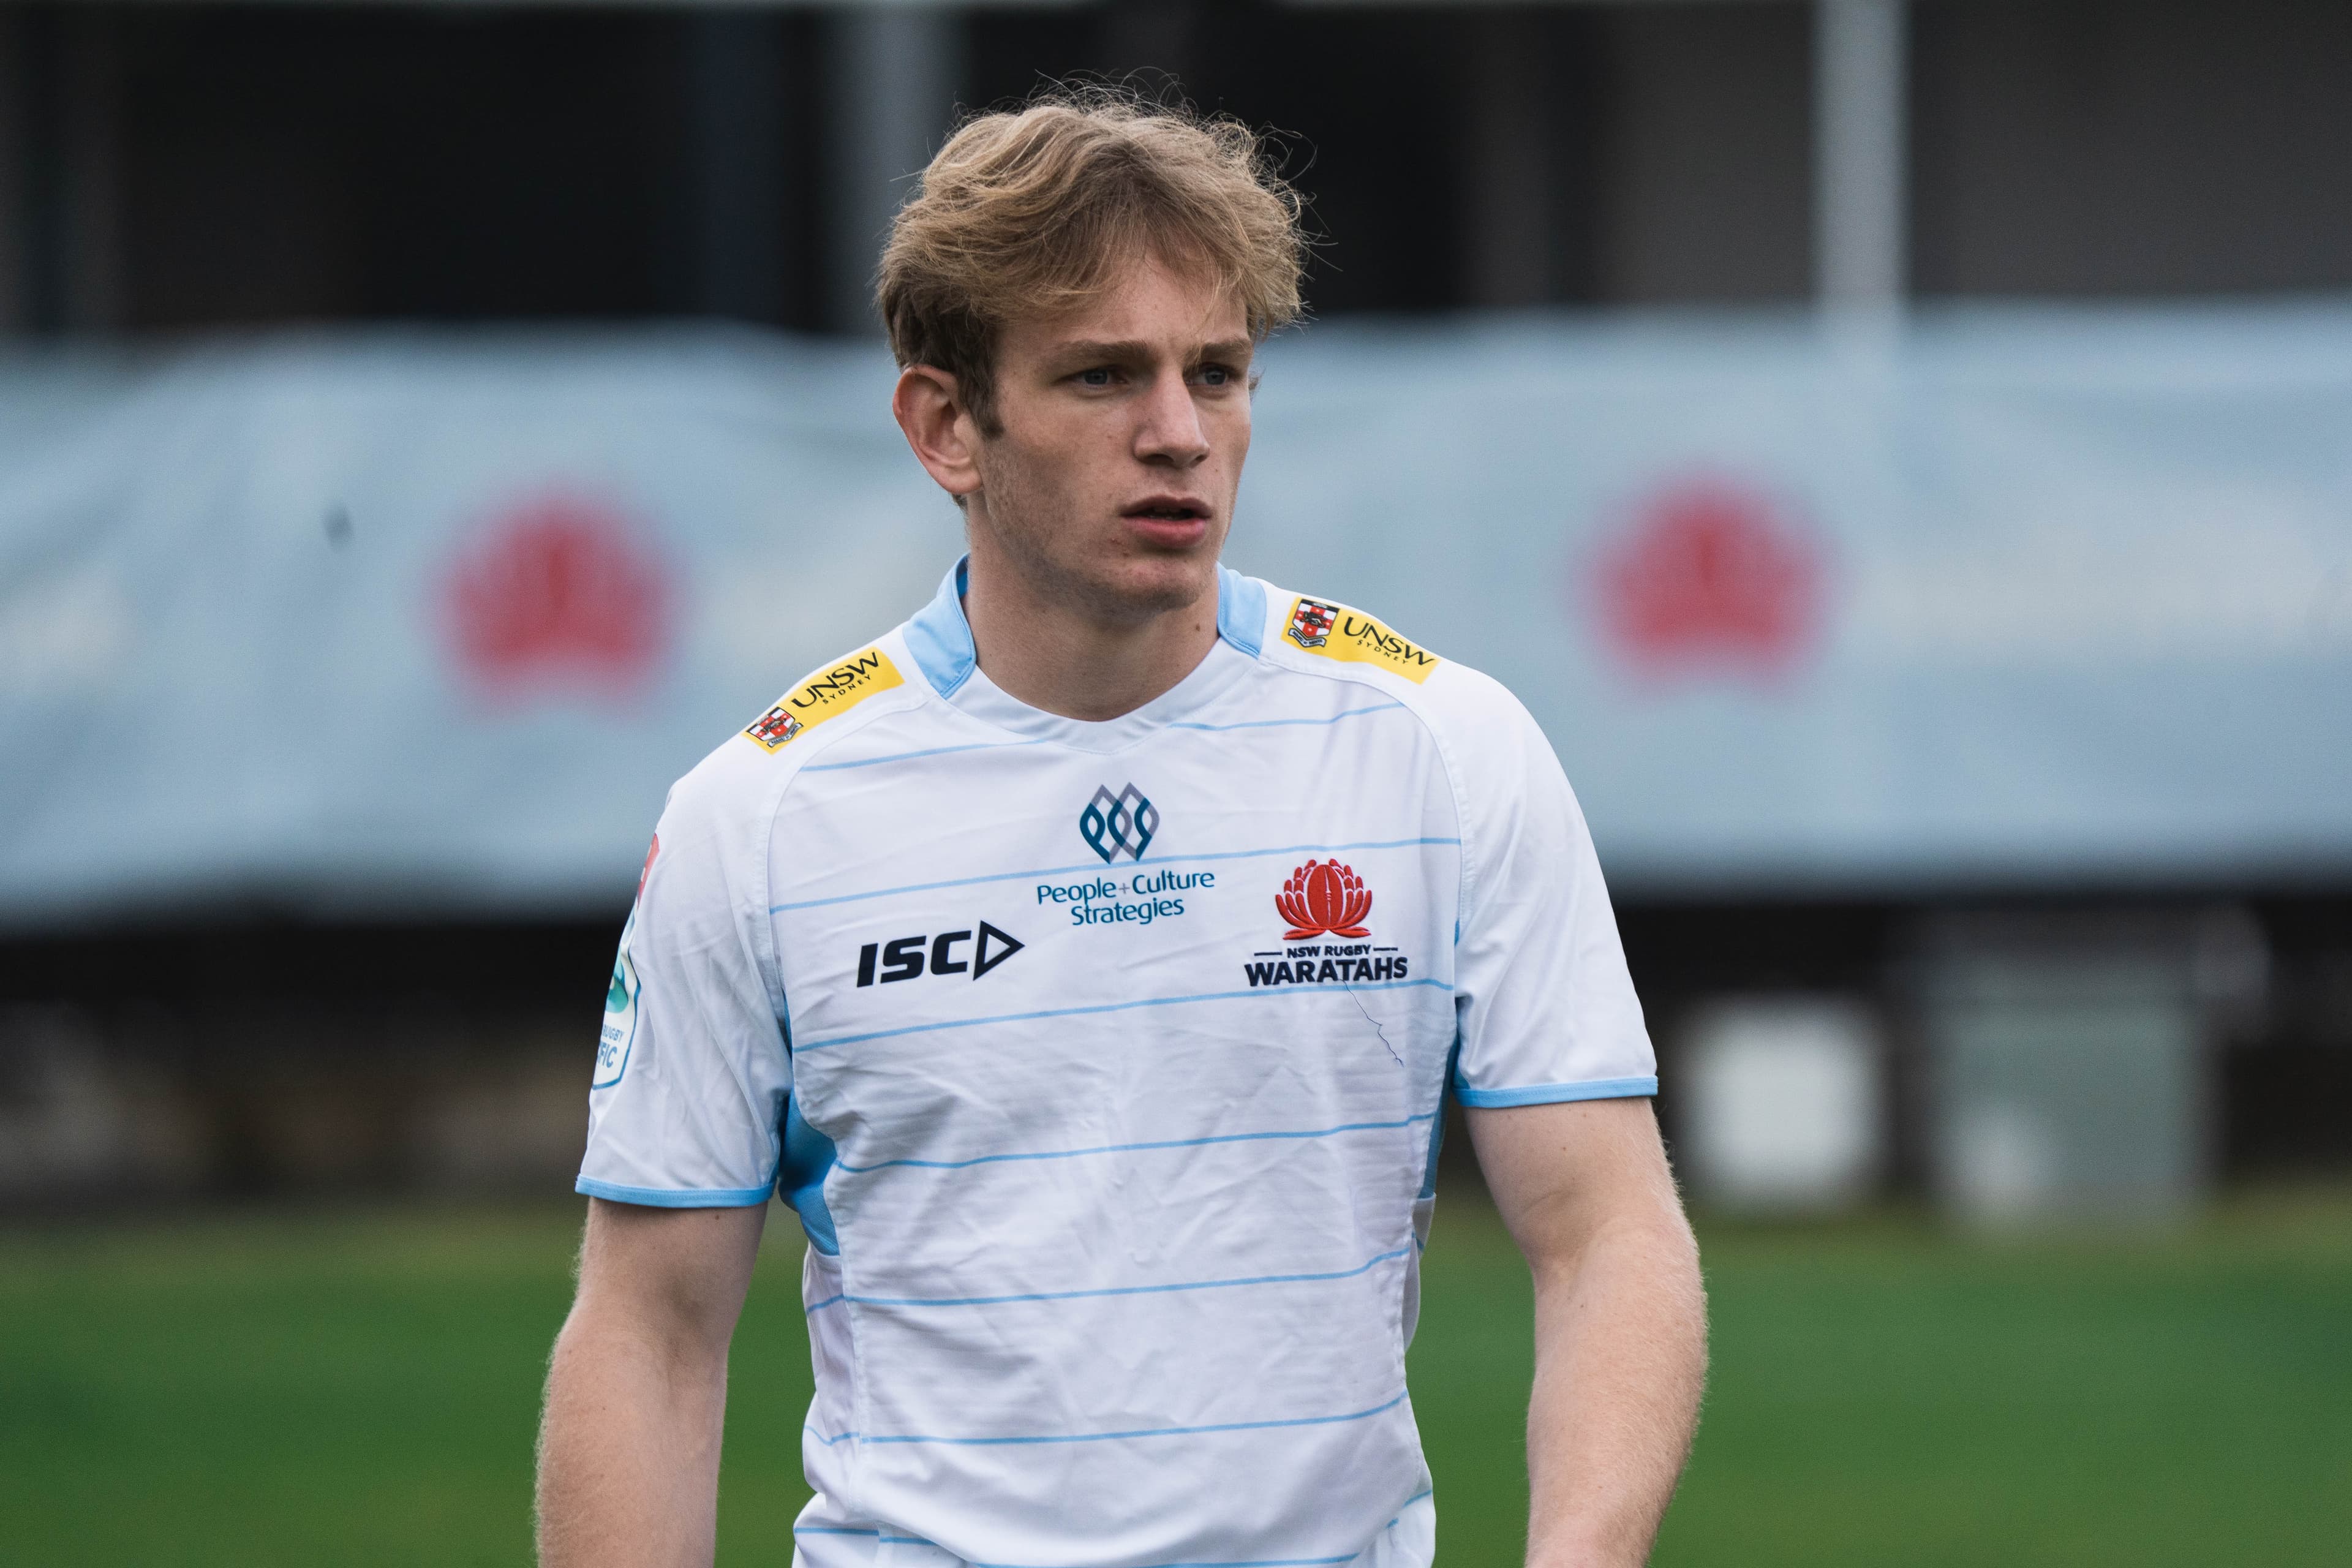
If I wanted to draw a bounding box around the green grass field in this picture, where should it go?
[2,1188,2346,1566]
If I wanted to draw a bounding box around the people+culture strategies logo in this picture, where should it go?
[1042,783,1210,929]
[1243,859,1410,989]
[1079,783,1158,863]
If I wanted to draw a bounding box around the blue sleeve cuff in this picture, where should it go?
[1453,1075,1658,1109]
[576,1175,775,1208]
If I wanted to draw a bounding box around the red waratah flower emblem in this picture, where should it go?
[443,493,669,696]
[1276,859,1373,940]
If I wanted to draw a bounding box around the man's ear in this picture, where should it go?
[892,366,982,502]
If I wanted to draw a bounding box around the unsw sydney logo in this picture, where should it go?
[1282,597,1441,685]
[1243,858,1411,988]
[744,647,904,752]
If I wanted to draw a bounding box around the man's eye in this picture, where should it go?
[1079,368,1114,387]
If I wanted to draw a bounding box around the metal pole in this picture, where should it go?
[825,5,959,335]
[1813,0,1907,315]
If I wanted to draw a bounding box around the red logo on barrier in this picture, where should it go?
[1593,480,1820,677]
[1277,859,1373,941]
[444,494,669,695]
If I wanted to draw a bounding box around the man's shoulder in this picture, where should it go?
[665,629,938,827]
[1245,577,1529,736]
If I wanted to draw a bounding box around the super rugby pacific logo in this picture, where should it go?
[594,833,662,1089]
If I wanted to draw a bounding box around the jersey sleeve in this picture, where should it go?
[576,764,791,1207]
[1446,676,1656,1108]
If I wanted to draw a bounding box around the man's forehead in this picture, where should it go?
[1011,257,1250,356]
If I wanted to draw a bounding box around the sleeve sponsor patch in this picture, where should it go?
[1281,596,1441,684]
[743,646,905,752]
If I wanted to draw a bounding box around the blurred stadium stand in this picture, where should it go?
[2,0,2350,1210]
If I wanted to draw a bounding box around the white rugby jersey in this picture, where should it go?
[579,559,1656,1568]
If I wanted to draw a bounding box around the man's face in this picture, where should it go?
[968,253,1253,624]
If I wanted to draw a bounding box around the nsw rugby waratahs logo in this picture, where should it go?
[1276,859,1373,940]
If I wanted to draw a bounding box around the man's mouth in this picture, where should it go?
[1123,498,1210,523]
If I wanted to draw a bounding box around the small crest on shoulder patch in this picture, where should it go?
[1280,596,1441,684]
[743,646,905,752]
[1287,597,1338,649]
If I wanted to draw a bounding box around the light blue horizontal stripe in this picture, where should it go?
[1166,701,1404,733]
[837,1110,1438,1174]
[575,1176,772,1208]
[807,1245,1411,1315]
[960,1485,1439,1568]
[1453,1075,1659,1108]
[794,1528,939,1547]
[769,837,1461,914]
[798,977,1450,1052]
[807,1389,1408,1449]
[815,1490,1439,1568]
[804,739,1038,772]
[977,1556,1355,1568]
[805,704,1401,772]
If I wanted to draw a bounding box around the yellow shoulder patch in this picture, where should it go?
[1279,596,1441,684]
[742,646,905,752]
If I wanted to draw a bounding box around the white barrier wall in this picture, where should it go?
[3,304,2350,923]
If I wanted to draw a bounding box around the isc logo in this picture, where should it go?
[856,921,1025,987]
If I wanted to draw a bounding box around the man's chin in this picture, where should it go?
[1083,549,1220,622]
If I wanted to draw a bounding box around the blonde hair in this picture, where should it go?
[878,87,1308,432]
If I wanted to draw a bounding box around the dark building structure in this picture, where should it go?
[2,0,2348,1202]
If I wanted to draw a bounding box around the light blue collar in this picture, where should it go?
[903,556,1265,699]
[902,557,981,698]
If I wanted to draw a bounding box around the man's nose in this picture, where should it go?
[1133,368,1210,467]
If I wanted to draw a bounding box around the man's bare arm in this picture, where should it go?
[1468,1098,1706,1568]
[536,1197,768,1568]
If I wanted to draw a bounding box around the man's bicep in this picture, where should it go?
[1466,1097,1679,1265]
[577,1197,769,1348]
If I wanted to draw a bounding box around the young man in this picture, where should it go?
[538,94,1705,1568]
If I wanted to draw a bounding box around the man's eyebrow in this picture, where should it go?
[1046,338,1150,363]
[1044,337,1257,363]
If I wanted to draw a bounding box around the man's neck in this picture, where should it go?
[960,540,1221,723]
